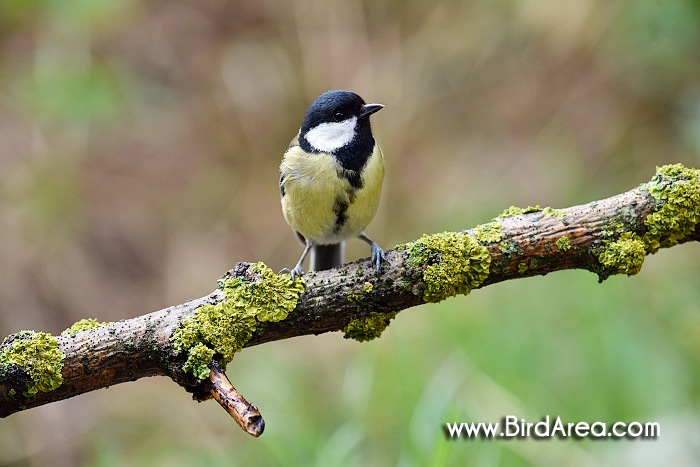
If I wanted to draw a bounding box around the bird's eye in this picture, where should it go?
[333,111,345,122]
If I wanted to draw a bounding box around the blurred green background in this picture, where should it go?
[1,0,700,465]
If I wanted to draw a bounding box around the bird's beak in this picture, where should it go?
[359,103,384,118]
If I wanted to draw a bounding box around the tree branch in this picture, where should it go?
[209,360,264,437]
[1,164,698,435]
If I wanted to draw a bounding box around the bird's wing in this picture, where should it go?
[279,131,301,199]
[287,132,300,149]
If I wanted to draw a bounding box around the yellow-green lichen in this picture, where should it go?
[362,282,373,293]
[517,257,542,274]
[0,331,65,396]
[171,262,305,379]
[61,318,111,335]
[598,232,646,276]
[556,236,571,251]
[182,343,215,380]
[496,205,564,220]
[542,207,565,218]
[473,222,502,243]
[643,164,700,252]
[499,238,520,255]
[405,232,491,303]
[600,220,625,238]
[496,205,543,219]
[343,312,398,342]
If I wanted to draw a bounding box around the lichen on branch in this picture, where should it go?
[403,231,491,303]
[61,318,112,335]
[642,163,700,252]
[171,262,305,380]
[1,163,698,425]
[594,164,700,278]
[343,311,399,342]
[0,331,65,397]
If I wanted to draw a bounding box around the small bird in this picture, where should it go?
[280,90,386,279]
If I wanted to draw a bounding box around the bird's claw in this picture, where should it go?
[290,265,304,280]
[370,242,386,271]
[279,266,304,281]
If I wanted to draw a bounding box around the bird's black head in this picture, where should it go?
[298,90,383,171]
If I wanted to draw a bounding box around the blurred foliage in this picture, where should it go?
[1,0,699,465]
[21,66,123,121]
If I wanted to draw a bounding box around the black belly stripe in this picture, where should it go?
[333,198,349,232]
[332,168,362,233]
[333,188,358,233]
[345,171,362,189]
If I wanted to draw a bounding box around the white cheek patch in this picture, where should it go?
[305,117,357,153]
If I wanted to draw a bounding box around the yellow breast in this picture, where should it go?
[280,145,384,244]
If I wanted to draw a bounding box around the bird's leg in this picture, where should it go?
[359,233,386,270]
[289,241,312,279]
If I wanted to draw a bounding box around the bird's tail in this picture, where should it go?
[310,243,345,271]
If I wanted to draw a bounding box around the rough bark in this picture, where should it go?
[1,164,698,435]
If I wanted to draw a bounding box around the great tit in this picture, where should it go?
[280,90,386,279]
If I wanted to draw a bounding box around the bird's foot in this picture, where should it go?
[279,266,304,280]
[290,264,304,280]
[370,242,386,271]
